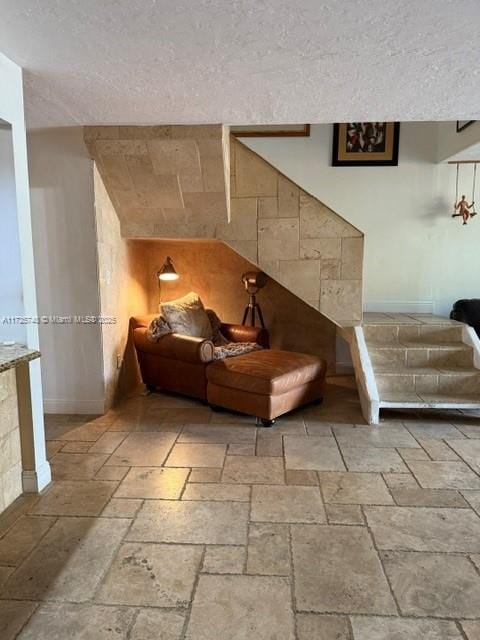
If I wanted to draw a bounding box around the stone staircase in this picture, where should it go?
[85,126,480,423]
[363,313,480,417]
[85,127,364,328]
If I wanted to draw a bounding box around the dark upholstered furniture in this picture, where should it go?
[450,299,480,338]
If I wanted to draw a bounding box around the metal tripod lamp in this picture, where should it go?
[241,271,268,328]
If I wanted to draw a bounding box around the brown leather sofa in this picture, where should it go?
[131,315,269,400]
[131,315,326,427]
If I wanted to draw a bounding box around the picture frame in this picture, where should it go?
[456,121,475,133]
[332,122,400,167]
[230,124,310,137]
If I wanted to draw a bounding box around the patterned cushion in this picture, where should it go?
[213,342,262,360]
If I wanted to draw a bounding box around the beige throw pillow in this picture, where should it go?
[161,292,213,339]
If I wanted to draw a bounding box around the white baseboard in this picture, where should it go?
[43,398,105,414]
[364,301,435,314]
[23,460,52,493]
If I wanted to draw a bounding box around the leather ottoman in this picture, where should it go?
[206,349,327,427]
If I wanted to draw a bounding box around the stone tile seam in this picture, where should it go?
[9,599,40,639]
[124,607,140,640]
[4,594,479,623]
[179,544,206,640]
[287,524,300,640]
[0,597,202,614]
[295,608,480,622]
[443,439,480,481]
[359,507,402,617]
[454,620,470,640]
[325,427,348,473]
[403,442,480,483]
[467,554,480,578]
[461,491,480,516]
[395,441,436,464]
[0,515,60,579]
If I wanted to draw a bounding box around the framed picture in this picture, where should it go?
[231,124,310,137]
[456,121,475,133]
[332,122,400,166]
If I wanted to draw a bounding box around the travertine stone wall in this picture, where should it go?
[228,140,364,326]
[94,165,149,409]
[127,239,337,371]
[86,127,363,327]
[85,125,230,238]
[0,369,22,511]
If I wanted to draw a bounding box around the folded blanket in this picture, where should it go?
[213,341,262,360]
[146,315,172,341]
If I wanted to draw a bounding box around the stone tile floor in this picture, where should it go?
[1,376,480,638]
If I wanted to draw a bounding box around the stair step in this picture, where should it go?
[369,343,473,368]
[374,366,480,375]
[363,313,461,325]
[368,341,469,350]
[379,392,480,409]
[357,314,479,422]
[376,369,480,395]
[363,322,464,345]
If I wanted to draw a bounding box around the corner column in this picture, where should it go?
[16,358,51,492]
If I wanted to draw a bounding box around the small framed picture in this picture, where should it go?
[456,121,475,133]
[231,124,310,137]
[332,122,400,166]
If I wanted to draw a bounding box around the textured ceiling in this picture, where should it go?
[1,0,479,128]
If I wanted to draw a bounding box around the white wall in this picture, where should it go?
[0,53,41,348]
[243,123,480,317]
[28,128,105,414]
[0,51,50,493]
[0,126,25,343]
[437,121,480,161]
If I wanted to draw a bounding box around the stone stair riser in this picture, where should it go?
[362,326,399,344]
[423,349,473,368]
[363,324,464,344]
[400,325,464,343]
[369,347,473,369]
[369,348,407,367]
[437,375,480,395]
[376,373,480,395]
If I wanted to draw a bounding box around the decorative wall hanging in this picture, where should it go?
[456,121,476,133]
[332,122,400,166]
[451,162,478,225]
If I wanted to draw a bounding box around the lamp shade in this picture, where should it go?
[158,256,179,281]
[241,271,267,290]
